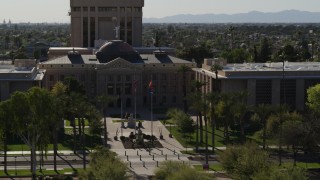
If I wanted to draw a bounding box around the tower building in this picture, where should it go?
[70,0,144,48]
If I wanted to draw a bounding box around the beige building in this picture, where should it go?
[70,0,144,48]
[0,60,45,101]
[40,41,196,108]
[195,59,320,111]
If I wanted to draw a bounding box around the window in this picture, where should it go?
[73,7,81,12]
[126,75,131,81]
[49,75,54,81]
[80,74,85,81]
[60,75,64,81]
[98,7,117,12]
[90,7,95,12]
[172,96,177,103]
[107,84,114,95]
[134,7,141,12]
[83,7,88,12]
[120,7,125,12]
[127,7,132,13]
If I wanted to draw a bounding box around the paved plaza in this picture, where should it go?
[105,107,193,178]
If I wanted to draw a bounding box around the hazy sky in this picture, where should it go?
[0,0,319,23]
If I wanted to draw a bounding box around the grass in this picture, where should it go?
[0,168,79,176]
[166,125,243,148]
[6,129,103,152]
[65,119,89,126]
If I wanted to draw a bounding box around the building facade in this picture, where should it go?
[70,0,144,48]
[195,59,320,111]
[40,41,196,108]
[0,60,45,101]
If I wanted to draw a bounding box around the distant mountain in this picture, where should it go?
[143,10,320,23]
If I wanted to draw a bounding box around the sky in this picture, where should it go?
[0,0,319,23]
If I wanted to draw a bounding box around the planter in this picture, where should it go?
[169,134,173,138]
[120,136,126,141]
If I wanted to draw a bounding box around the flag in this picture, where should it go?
[149,80,154,94]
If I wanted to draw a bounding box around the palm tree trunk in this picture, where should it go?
[103,109,107,146]
[72,117,76,154]
[4,131,7,173]
[240,118,245,143]
[211,117,215,153]
[78,118,82,142]
[53,128,58,171]
[199,112,204,143]
[196,116,199,152]
[262,121,267,149]
[224,122,229,143]
[205,116,209,165]
[82,118,86,169]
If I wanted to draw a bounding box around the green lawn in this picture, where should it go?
[0,168,79,176]
[6,129,103,152]
[65,119,89,126]
[166,125,245,148]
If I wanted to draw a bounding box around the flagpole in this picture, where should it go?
[121,76,123,136]
[151,76,153,146]
[134,73,137,134]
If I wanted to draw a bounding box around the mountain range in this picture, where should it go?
[143,10,320,23]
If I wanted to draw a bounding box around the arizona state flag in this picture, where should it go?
[149,80,154,94]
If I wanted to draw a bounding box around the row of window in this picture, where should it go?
[72,7,142,13]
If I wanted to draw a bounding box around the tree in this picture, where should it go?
[178,65,192,112]
[206,92,219,153]
[0,100,13,174]
[210,63,223,92]
[9,87,57,178]
[79,147,130,180]
[96,95,114,147]
[166,108,195,134]
[51,81,67,172]
[188,80,207,144]
[219,142,271,180]
[306,84,320,115]
[253,104,273,149]
[259,38,272,63]
[154,161,214,180]
[266,105,290,166]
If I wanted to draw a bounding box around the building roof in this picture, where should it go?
[96,40,142,63]
[196,62,320,80]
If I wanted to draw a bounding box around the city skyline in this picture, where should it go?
[0,0,319,23]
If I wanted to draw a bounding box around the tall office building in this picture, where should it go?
[70,0,144,48]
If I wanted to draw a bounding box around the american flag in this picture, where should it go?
[149,80,154,94]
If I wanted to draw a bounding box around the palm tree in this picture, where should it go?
[188,80,206,144]
[51,81,67,172]
[178,65,192,112]
[254,104,273,149]
[0,100,12,174]
[206,92,219,153]
[96,95,115,147]
[210,64,223,92]
[232,92,249,143]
